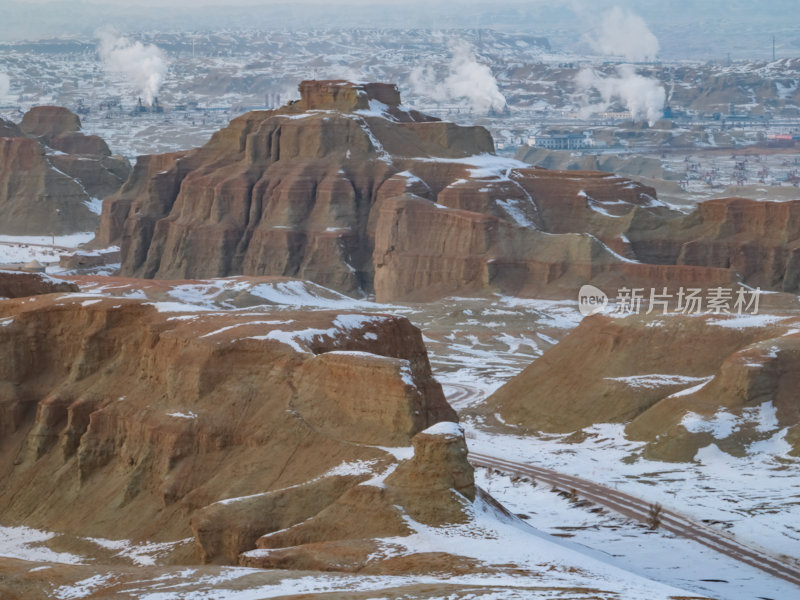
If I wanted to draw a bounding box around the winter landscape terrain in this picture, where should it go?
[1,2,800,599]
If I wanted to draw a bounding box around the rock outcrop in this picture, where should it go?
[0,116,23,138]
[0,292,460,565]
[0,106,130,235]
[628,196,800,292]
[0,270,78,297]
[239,422,475,571]
[97,80,729,301]
[99,81,494,296]
[19,106,81,139]
[488,311,800,461]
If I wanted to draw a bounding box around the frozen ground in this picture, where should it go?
[474,467,800,600]
[0,232,94,267]
[0,497,704,599]
[0,248,798,596]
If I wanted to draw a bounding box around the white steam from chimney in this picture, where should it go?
[96,26,168,105]
[409,41,506,113]
[576,65,666,125]
[0,73,9,99]
[588,6,660,62]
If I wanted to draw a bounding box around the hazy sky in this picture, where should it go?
[0,0,797,60]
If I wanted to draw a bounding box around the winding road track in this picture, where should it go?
[469,451,800,589]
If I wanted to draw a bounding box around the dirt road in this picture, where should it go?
[469,451,800,588]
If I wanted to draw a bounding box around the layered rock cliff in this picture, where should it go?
[0,292,462,565]
[97,80,725,301]
[0,106,130,235]
[628,196,800,292]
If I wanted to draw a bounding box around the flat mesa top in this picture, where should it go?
[296,79,402,112]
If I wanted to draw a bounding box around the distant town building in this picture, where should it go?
[598,111,633,120]
[529,132,594,150]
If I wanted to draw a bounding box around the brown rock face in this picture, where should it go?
[92,151,188,249]
[488,312,800,461]
[0,107,130,235]
[370,190,734,301]
[241,423,476,572]
[628,196,800,292]
[0,137,97,234]
[99,81,494,295]
[0,270,78,297]
[385,423,476,521]
[0,294,456,562]
[295,80,398,113]
[295,350,443,445]
[46,132,111,157]
[98,80,735,300]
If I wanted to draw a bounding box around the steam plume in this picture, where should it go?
[409,41,506,113]
[576,65,666,125]
[96,26,168,105]
[588,6,659,62]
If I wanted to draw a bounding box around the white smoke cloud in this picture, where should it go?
[409,41,506,113]
[96,26,168,105]
[576,65,666,125]
[587,6,660,62]
[0,73,9,99]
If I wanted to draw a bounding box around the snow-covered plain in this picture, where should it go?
[0,232,95,267]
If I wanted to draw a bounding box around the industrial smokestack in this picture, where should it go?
[96,26,168,106]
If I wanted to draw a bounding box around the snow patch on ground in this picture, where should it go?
[84,537,191,567]
[322,459,381,478]
[606,374,711,389]
[682,409,741,438]
[368,495,695,600]
[707,314,789,329]
[54,573,116,599]
[421,421,464,437]
[166,411,197,420]
[0,526,85,565]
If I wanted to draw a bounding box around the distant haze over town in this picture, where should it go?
[0,0,797,60]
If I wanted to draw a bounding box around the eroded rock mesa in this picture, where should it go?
[0,293,458,565]
[98,80,722,301]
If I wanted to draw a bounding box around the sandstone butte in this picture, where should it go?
[0,284,517,572]
[96,79,772,303]
[487,311,800,461]
[0,106,130,235]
